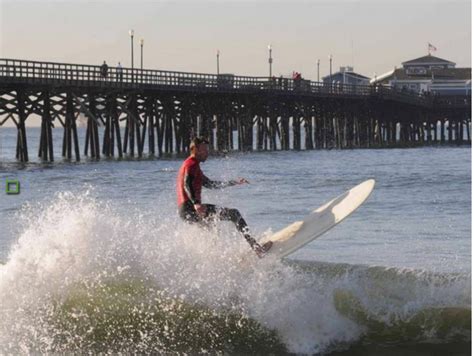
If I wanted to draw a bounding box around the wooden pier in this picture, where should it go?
[0,58,470,162]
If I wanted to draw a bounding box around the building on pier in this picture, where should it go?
[371,54,471,96]
[322,66,370,86]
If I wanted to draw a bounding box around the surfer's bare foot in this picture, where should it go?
[254,241,273,258]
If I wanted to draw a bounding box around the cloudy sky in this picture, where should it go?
[0,0,471,81]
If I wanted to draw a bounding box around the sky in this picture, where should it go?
[1,0,470,128]
[0,0,471,81]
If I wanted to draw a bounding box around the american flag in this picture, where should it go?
[428,43,437,53]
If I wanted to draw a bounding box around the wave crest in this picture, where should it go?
[0,191,470,354]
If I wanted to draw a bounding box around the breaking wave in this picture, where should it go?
[0,191,470,354]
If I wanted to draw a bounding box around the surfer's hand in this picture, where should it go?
[194,204,207,217]
[235,178,249,185]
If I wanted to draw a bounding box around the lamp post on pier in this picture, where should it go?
[268,44,273,78]
[329,54,333,91]
[129,29,134,82]
[140,38,144,69]
[329,54,333,80]
[216,49,220,75]
[317,59,320,82]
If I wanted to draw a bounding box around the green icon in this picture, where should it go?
[6,179,20,195]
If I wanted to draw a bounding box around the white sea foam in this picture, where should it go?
[0,191,470,354]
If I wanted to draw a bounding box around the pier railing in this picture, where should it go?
[0,58,462,108]
[0,58,366,93]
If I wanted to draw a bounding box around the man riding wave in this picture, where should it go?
[177,137,272,257]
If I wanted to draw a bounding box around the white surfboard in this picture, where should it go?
[260,179,375,259]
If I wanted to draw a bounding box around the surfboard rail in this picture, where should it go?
[261,179,375,259]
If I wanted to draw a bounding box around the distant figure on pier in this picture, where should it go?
[176,136,273,257]
[117,62,123,82]
[100,60,108,80]
[292,71,302,80]
[293,71,302,90]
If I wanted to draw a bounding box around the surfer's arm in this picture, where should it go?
[183,169,200,204]
[202,175,248,189]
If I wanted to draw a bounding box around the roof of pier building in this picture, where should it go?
[371,67,471,84]
[371,54,470,85]
[322,66,370,83]
[402,54,456,69]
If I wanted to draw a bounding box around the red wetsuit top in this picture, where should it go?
[177,156,203,206]
[177,156,236,207]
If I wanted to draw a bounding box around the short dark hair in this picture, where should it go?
[190,136,209,150]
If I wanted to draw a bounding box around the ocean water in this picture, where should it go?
[0,127,470,354]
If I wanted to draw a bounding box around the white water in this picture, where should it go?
[0,191,469,354]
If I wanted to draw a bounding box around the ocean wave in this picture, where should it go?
[0,191,470,354]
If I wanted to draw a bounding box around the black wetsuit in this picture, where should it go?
[176,156,258,248]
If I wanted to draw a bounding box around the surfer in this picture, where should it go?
[177,137,273,257]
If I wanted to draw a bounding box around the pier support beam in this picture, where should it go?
[39,91,54,161]
[103,95,122,158]
[84,94,100,159]
[146,97,156,156]
[16,91,29,162]
[62,92,80,161]
[304,116,314,150]
[123,95,141,157]
[292,116,301,150]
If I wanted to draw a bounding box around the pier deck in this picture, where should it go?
[0,59,470,162]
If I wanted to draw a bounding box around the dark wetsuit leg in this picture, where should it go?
[178,201,201,223]
[178,202,258,248]
[178,201,215,229]
[207,206,258,248]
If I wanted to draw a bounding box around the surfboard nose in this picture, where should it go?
[362,179,376,190]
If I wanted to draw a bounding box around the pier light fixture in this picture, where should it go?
[129,29,135,82]
[317,59,320,82]
[140,38,144,70]
[216,49,220,75]
[328,54,333,81]
[268,44,273,78]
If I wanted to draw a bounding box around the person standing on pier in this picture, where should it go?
[176,137,273,257]
[100,60,108,80]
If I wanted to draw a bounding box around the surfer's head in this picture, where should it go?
[190,136,209,162]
